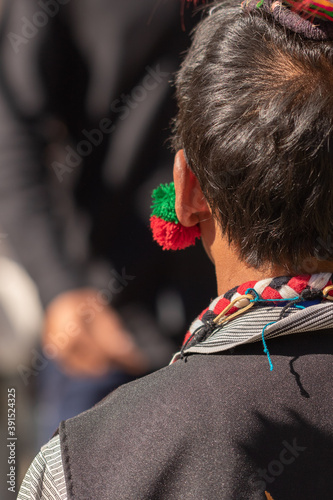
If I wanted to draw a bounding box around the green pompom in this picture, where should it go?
[151,182,179,223]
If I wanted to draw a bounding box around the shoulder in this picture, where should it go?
[59,351,267,453]
[61,336,333,439]
[61,356,220,431]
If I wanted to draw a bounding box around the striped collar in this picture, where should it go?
[171,273,333,365]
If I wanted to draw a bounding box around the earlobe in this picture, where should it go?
[173,150,210,227]
[150,179,201,250]
[149,150,204,251]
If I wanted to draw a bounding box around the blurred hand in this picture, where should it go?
[43,288,149,377]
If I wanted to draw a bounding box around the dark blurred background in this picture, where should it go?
[0,1,215,496]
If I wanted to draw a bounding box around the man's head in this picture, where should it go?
[173,1,333,272]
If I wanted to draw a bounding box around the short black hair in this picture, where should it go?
[173,1,333,269]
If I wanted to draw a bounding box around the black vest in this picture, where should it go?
[59,331,333,499]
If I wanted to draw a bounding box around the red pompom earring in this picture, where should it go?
[150,182,201,250]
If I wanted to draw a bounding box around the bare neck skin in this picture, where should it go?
[201,217,333,296]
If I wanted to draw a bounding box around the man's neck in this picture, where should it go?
[200,217,333,297]
[214,250,333,297]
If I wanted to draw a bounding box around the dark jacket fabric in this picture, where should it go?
[59,330,333,499]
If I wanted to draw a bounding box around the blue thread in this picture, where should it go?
[243,286,319,370]
[261,321,275,371]
[245,288,260,301]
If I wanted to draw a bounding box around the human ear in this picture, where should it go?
[173,150,211,227]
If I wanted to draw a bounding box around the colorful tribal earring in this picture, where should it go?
[150,182,201,250]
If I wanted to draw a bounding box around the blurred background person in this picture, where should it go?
[0,0,215,485]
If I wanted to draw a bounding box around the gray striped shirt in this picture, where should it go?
[17,435,67,500]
